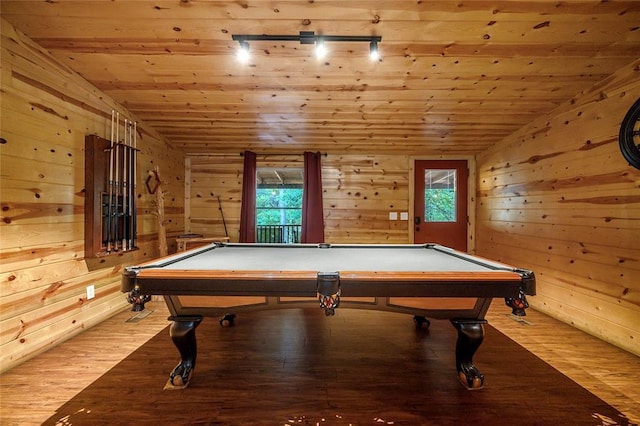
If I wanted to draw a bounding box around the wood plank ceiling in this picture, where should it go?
[2,1,640,155]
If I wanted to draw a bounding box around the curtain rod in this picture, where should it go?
[240,152,327,157]
[186,153,238,157]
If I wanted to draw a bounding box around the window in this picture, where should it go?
[424,169,457,222]
[256,168,303,243]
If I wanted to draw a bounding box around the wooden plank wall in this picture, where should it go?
[187,154,411,244]
[324,155,410,243]
[0,20,185,372]
[186,154,244,239]
[476,60,640,356]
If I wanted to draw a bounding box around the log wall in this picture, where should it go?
[0,20,185,372]
[476,60,640,356]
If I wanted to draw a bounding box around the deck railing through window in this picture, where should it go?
[256,225,301,243]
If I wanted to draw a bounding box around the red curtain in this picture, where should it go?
[239,151,256,242]
[301,151,325,243]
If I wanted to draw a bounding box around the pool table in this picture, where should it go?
[122,243,535,390]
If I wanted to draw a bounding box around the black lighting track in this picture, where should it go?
[232,31,381,44]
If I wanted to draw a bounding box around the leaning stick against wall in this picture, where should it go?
[152,166,168,257]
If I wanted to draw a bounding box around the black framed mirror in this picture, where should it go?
[619,97,640,170]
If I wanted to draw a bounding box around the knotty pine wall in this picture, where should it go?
[186,154,411,243]
[324,155,411,243]
[476,59,640,356]
[0,20,185,372]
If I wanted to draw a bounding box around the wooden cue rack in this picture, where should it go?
[85,134,138,257]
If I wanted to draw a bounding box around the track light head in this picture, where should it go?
[237,40,250,62]
[315,38,327,59]
[369,40,379,61]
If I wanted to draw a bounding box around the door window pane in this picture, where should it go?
[424,169,456,222]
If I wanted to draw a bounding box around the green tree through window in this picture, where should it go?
[423,168,457,223]
[255,167,303,243]
[256,187,302,243]
[256,188,302,225]
[424,188,456,222]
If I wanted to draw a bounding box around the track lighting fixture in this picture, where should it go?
[237,40,250,62]
[369,40,379,61]
[315,38,327,59]
[232,31,381,61]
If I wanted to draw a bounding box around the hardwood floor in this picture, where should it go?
[1,301,638,425]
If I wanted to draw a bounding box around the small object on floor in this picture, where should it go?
[508,314,534,326]
[125,310,153,323]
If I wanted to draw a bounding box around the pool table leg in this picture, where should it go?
[165,315,203,390]
[451,319,487,390]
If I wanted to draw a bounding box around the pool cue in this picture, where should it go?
[122,119,129,250]
[217,195,229,237]
[106,110,115,252]
[125,120,130,250]
[131,121,137,249]
[113,112,120,251]
[127,120,134,250]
